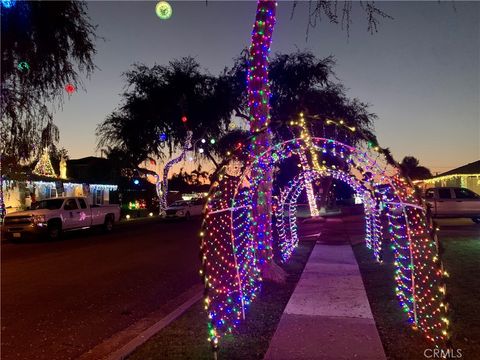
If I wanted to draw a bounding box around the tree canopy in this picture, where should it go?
[96,51,379,172]
[1,0,97,161]
[223,50,378,147]
[96,57,236,168]
[400,156,433,180]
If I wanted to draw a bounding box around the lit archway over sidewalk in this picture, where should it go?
[199,0,449,353]
[200,136,450,350]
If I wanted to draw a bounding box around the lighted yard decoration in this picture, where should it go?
[200,0,449,352]
[65,83,75,94]
[201,135,449,347]
[275,168,381,263]
[155,1,172,20]
[157,130,193,214]
[33,147,57,178]
[17,61,30,73]
[1,0,16,8]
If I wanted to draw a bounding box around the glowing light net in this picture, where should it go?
[200,137,449,347]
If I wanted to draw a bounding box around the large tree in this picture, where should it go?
[229,50,378,146]
[1,0,97,161]
[98,51,378,173]
[226,50,379,214]
[96,57,236,168]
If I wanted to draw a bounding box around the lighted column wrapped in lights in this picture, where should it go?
[247,0,277,266]
[159,131,192,214]
[289,113,332,217]
[298,149,319,217]
[201,135,449,347]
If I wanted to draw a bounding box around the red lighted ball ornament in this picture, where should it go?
[181,116,188,123]
[65,83,75,94]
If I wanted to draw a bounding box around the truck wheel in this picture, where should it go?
[472,217,480,224]
[103,215,114,232]
[47,222,62,241]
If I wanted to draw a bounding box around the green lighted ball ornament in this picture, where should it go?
[155,1,172,20]
[17,61,30,72]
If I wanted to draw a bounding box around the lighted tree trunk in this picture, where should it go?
[158,131,192,215]
[247,0,285,282]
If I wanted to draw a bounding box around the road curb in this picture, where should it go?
[78,284,203,360]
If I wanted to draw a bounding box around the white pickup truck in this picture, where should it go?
[425,187,480,223]
[2,197,120,240]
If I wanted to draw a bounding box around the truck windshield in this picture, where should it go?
[31,199,64,210]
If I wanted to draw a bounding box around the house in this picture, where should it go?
[2,156,118,214]
[414,160,480,194]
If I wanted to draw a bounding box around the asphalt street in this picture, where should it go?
[1,216,477,360]
[1,217,202,360]
[435,218,480,239]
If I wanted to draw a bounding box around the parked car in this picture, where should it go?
[163,198,205,220]
[424,187,480,223]
[2,197,120,240]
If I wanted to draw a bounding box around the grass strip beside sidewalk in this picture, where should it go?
[352,237,480,359]
[128,241,316,360]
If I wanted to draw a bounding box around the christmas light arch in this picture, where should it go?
[275,167,382,263]
[200,136,449,348]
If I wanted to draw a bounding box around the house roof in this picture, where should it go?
[435,160,480,177]
[67,157,118,184]
[67,156,111,165]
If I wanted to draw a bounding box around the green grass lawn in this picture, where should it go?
[128,222,478,360]
[128,241,315,360]
[353,236,480,359]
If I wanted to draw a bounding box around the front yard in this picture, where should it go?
[128,241,316,360]
[353,221,480,359]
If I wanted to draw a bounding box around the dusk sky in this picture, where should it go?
[54,1,479,174]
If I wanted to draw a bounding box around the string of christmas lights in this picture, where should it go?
[246,0,277,269]
[200,0,447,350]
[200,135,449,349]
[32,148,57,178]
[158,131,192,214]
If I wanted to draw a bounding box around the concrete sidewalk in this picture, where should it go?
[265,219,386,360]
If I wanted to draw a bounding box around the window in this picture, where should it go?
[193,198,205,205]
[454,188,479,199]
[31,199,64,210]
[93,190,104,205]
[49,188,58,198]
[438,188,452,199]
[78,198,87,209]
[64,199,78,211]
[425,189,435,199]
